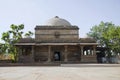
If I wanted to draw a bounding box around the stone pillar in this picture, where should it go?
[80,46,84,62]
[90,47,92,55]
[48,45,51,62]
[93,46,96,55]
[20,47,22,56]
[92,45,97,62]
[64,45,68,62]
[81,46,84,55]
[19,46,23,62]
[17,47,20,62]
[31,46,35,62]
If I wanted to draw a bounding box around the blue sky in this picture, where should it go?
[0,0,120,41]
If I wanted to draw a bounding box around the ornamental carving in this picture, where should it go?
[54,31,60,38]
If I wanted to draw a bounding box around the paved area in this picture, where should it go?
[0,64,120,80]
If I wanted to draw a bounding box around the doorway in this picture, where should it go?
[54,52,61,61]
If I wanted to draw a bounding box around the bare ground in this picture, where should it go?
[0,64,120,80]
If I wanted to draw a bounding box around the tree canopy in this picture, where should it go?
[0,24,33,61]
[87,21,120,55]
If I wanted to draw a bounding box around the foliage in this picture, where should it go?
[24,31,33,38]
[1,24,33,61]
[0,54,14,60]
[102,26,120,54]
[87,21,120,55]
[87,21,108,47]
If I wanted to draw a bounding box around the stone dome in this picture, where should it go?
[44,16,71,26]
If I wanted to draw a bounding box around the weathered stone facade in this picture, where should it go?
[15,16,98,63]
[35,26,79,41]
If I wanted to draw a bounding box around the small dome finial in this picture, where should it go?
[55,16,59,18]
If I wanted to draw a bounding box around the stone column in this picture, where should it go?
[31,46,35,62]
[20,47,22,56]
[80,46,84,62]
[64,45,68,62]
[93,46,96,55]
[81,46,84,55]
[48,45,51,62]
[19,46,23,62]
[92,45,97,62]
[90,47,92,55]
[17,46,20,62]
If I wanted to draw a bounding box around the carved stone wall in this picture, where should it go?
[35,46,48,62]
[35,29,79,41]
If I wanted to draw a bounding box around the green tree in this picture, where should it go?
[24,31,33,38]
[87,21,120,56]
[1,24,33,61]
[102,26,120,55]
[87,21,109,47]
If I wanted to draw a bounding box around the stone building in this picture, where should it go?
[15,16,98,63]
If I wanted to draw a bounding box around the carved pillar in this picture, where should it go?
[81,46,84,55]
[92,45,97,62]
[93,46,96,55]
[64,45,68,62]
[31,46,35,62]
[18,46,23,62]
[90,47,92,55]
[20,47,22,56]
[17,46,20,62]
[48,45,51,62]
[80,46,84,62]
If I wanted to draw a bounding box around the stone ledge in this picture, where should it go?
[0,63,60,66]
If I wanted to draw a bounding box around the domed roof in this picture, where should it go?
[44,16,71,26]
